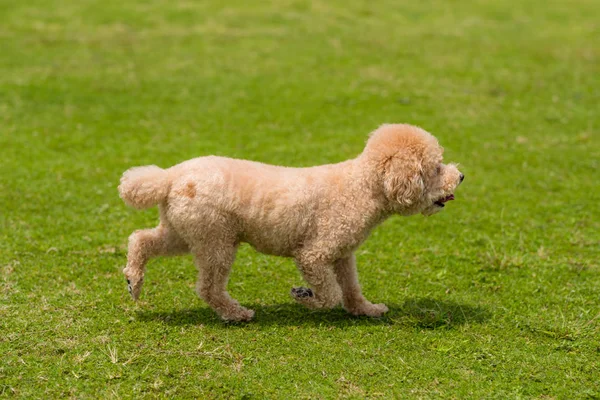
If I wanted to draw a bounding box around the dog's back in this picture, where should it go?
[157,156,353,256]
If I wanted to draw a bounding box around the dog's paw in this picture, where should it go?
[222,307,255,323]
[347,302,389,317]
[291,287,314,299]
[125,277,143,301]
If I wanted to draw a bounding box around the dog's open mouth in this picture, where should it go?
[434,194,454,207]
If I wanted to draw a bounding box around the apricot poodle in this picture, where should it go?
[119,124,464,321]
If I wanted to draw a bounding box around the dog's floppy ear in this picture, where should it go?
[382,155,424,206]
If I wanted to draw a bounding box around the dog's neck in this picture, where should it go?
[340,157,394,228]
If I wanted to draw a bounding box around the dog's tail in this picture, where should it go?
[118,165,170,209]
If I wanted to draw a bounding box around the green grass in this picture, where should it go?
[1,0,599,398]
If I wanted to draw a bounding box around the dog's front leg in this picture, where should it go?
[291,255,342,310]
[333,254,388,317]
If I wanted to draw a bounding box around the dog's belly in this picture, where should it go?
[242,236,295,258]
[238,216,308,258]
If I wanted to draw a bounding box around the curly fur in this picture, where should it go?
[119,124,463,321]
[119,165,170,209]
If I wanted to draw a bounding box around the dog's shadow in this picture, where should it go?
[135,297,490,329]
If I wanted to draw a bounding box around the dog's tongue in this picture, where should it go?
[443,194,455,202]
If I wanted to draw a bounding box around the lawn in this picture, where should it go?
[1,0,599,398]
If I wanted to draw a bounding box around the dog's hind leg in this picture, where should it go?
[291,252,343,310]
[194,240,254,322]
[333,254,388,317]
[123,224,188,300]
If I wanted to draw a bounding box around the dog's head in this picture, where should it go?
[363,124,463,216]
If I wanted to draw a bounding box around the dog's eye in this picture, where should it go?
[435,165,442,175]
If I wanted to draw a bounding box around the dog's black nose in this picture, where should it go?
[459,173,465,183]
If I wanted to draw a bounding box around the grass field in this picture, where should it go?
[1,0,599,398]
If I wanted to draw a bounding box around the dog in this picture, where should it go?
[119,124,464,321]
